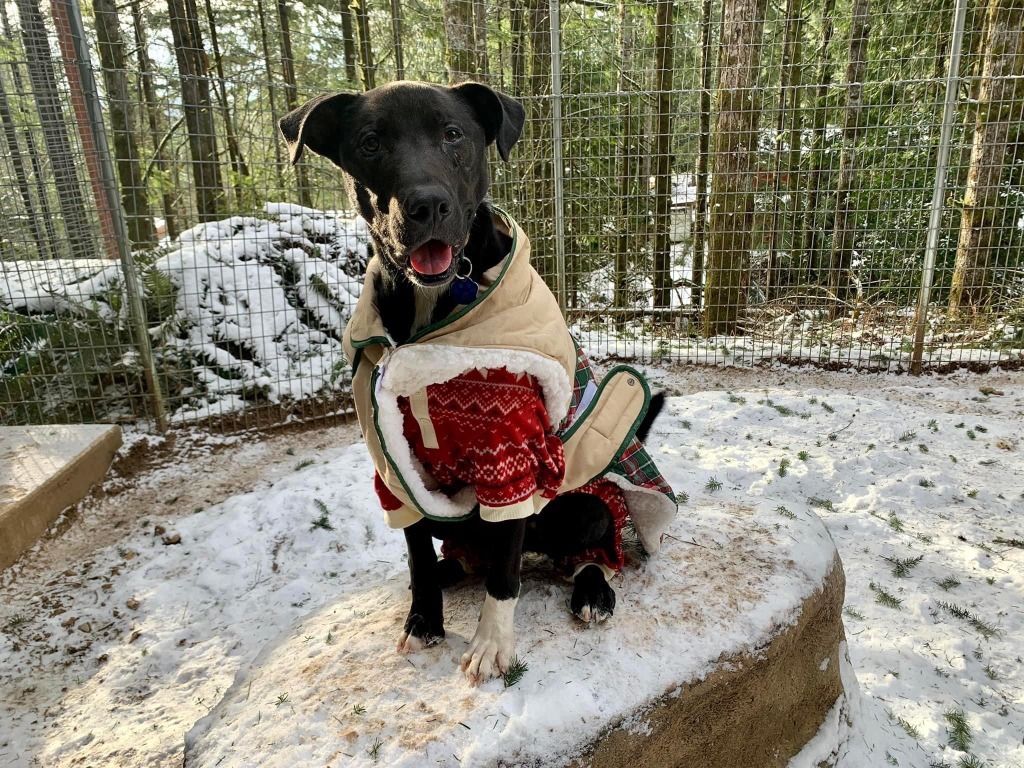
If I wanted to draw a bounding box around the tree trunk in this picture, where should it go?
[0,2,59,249]
[340,0,358,83]
[703,0,770,335]
[131,0,180,239]
[94,0,157,248]
[445,0,478,83]
[353,0,376,90]
[827,0,871,308]
[948,0,1024,314]
[203,0,250,208]
[614,0,638,317]
[50,0,120,260]
[256,0,285,185]
[526,0,554,275]
[651,0,676,309]
[15,0,94,259]
[388,0,405,80]
[510,0,526,96]
[167,0,225,221]
[692,0,714,310]
[0,67,51,258]
[765,0,803,298]
[799,0,835,282]
[473,0,489,82]
[277,0,313,207]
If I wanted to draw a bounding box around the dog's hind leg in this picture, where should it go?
[397,520,446,653]
[461,518,526,685]
[531,491,622,625]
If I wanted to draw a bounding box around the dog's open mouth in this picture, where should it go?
[408,240,454,280]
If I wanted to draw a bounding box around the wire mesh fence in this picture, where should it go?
[0,0,1021,432]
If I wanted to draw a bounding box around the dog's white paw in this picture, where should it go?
[396,632,427,654]
[461,595,517,685]
[575,604,611,625]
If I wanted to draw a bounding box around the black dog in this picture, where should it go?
[280,82,664,683]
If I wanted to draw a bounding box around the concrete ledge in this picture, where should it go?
[0,424,122,571]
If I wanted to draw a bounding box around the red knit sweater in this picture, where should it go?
[373,367,629,574]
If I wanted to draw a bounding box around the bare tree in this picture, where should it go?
[525,0,554,274]
[827,0,871,309]
[444,0,479,82]
[167,0,225,221]
[691,0,715,310]
[277,0,313,206]
[0,67,51,258]
[352,0,376,90]
[765,0,804,297]
[948,0,1024,313]
[15,0,94,259]
[340,0,358,83]
[255,0,285,182]
[799,0,835,281]
[614,0,639,316]
[50,0,121,259]
[131,0,180,239]
[94,0,156,247]
[703,0,770,334]
[202,0,251,207]
[651,0,676,309]
[388,0,405,80]
[473,0,489,81]
[509,0,527,95]
[0,5,57,249]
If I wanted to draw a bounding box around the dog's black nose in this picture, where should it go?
[403,186,452,225]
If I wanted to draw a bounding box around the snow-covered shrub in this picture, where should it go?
[0,204,370,426]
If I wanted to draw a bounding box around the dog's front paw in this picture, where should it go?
[397,610,445,654]
[460,595,517,685]
[571,564,616,624]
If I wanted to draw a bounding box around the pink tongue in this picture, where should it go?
[409,241,453,276]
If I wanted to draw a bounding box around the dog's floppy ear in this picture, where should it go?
[452,82,526,162]
[279,91,359,166]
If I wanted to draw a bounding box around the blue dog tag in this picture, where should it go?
[451,276,478,304]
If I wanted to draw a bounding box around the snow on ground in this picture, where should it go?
[1,368,1022,768]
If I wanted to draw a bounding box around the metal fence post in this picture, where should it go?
[549,0,567,313]
[60,0,169,430]
[910,0,968,376]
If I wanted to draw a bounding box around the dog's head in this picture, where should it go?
[280,81,525,287]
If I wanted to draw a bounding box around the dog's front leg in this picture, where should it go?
[461,518,526,685]
[398,520,445,653]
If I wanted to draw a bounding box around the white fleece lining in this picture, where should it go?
[601,471,677,556]
[382,345,573,426]
[374,346,572,520]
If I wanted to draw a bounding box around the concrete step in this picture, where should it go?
[0,424,122,571]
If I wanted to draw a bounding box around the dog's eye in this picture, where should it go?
[443,127,463,143]
[360,135,381,153]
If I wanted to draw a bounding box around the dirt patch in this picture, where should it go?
[0,419,362,598]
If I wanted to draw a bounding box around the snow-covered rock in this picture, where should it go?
[183,502,849,768]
